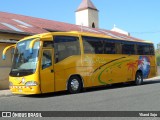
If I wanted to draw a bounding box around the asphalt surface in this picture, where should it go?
[0,77,160,111]
[0,77,160,120]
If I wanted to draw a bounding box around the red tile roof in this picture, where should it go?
[0,11,145,42]
[76,0,98,12]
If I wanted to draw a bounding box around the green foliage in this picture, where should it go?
[156,54,160,66]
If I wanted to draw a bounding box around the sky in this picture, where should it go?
[0,0,160,48]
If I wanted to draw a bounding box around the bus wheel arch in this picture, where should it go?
[135,70,143,85]
[67,75,84,94]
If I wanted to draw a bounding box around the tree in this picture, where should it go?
[156,55,160,66]
[156,49,160,66]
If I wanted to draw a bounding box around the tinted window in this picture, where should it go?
[82,36,154,55]
[149,44,155,55]
[104,41,116,54]
[122,43,135,54]
[43,41,53,47]
[137,45,144,55]
[144,45,150,55]
[42,50,52,69]
[137,44,153,55]
[54,36,80,63]
[83,36,104,54]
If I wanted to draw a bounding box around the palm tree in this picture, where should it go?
[127,62,137,79]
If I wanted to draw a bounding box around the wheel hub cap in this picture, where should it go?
[71,79,79,91]
[137,75,142,84]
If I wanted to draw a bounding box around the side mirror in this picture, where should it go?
[2,45,15,60]
[29,38,40,54]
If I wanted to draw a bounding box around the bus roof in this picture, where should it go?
[19,31,153,44]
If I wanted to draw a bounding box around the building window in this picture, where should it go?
[92,22,95,28]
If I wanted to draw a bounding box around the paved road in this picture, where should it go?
[1,78,160,111]
[0,77,160,119]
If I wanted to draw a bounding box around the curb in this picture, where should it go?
[0,90,13,97]
[147,76,160,80]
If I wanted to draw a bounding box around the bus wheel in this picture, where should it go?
[135,72,143,85]
[68,76,82,94]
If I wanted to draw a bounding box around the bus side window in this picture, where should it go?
[137,45,144,55]
[143,45,150,55]
[122,43,135,55]
[150,45,155,55]
[104,41,116,54]
[54,36,80,63]
[137,44,154,55]
[43,41,54,48]
[42,50,52,69]
[82,36,103,54]
[116,43,122,54]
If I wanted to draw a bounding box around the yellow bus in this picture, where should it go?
[2,31,157,94]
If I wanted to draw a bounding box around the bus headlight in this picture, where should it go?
[22,78,25,84]
[25,81,38,87]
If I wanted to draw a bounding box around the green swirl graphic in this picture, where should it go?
[98,59,131,85]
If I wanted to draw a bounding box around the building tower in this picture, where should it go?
[75,0,99,28]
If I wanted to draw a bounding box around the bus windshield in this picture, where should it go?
[10,39,40,77]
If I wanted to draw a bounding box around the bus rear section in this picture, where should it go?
[80,35,157,89]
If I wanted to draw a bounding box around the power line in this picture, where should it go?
[130,30,160,34]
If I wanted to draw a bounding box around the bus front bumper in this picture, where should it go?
[9,86,41,95]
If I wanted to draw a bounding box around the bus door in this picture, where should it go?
[40,49,54,93]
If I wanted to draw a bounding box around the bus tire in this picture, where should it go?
[135,72,143,85]
[67,76,82,94]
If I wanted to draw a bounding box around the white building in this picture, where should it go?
[111,24,130,36]
[75,0,99,28]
